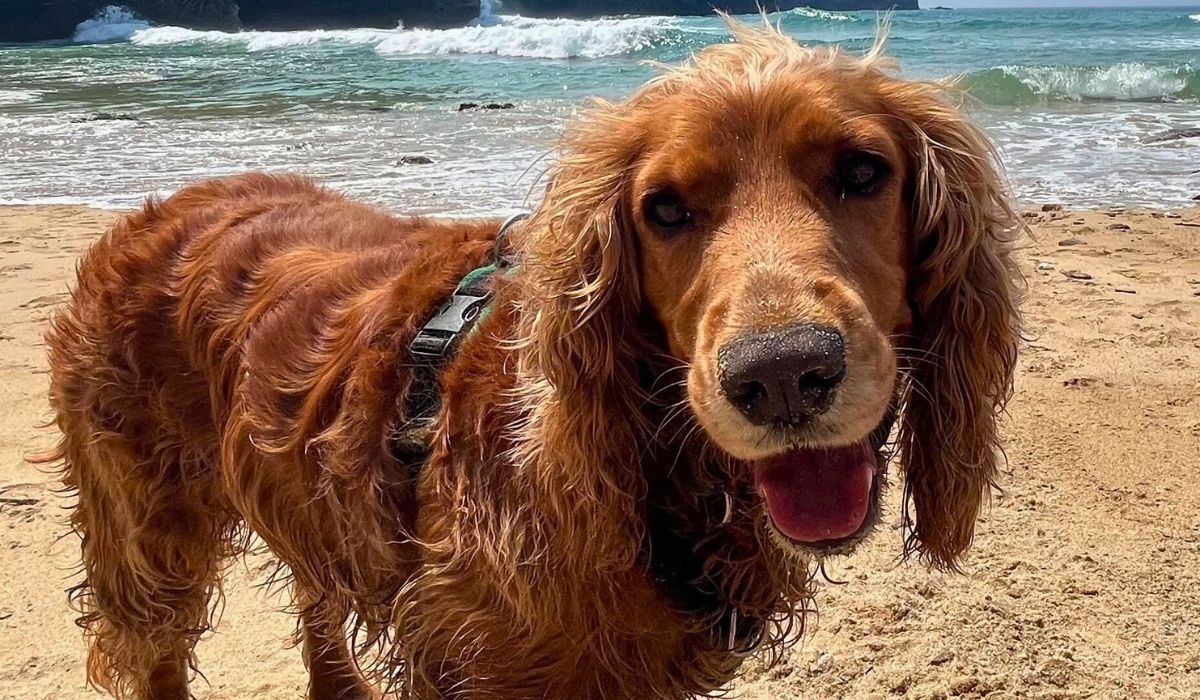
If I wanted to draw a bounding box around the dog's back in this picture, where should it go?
[44,173,497,699]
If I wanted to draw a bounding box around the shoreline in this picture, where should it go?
[2,203,1199,698]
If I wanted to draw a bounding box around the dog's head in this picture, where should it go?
[515,21,1019,571]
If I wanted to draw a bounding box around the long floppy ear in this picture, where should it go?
[888,84,1022,570]
[506,99,656,587]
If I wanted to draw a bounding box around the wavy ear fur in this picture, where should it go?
[886,83,1022,570]
[502,98,659,607]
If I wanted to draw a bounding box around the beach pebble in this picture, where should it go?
[1063,270,1093,281]
[1041,203,1063,212]
[1132,313,1146,319]
[397,156,434,166]
[1058,238,1086,247]
[1036,261,1055,271]
[1114,286,1136,294]
[811,653,835,673]
[0,608,11,621]
[1106,223,1131,231]
[1165,212,1182,219]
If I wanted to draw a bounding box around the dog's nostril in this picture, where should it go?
[798,365,844,393]
[728,380,767,407]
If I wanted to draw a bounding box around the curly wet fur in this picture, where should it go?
[42,20,1019,700]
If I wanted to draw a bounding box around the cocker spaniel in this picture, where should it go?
[43,20,1019,700]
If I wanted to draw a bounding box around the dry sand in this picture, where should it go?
[1,204,1198,699]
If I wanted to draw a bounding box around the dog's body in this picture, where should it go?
[47,174,758,699]
[45,23,1019,700]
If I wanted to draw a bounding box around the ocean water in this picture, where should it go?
[1,4,1198,213]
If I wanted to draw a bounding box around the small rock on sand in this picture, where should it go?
[811,653,835,673]
[1107,223,1132,231]
[1063,270,1093,281]
[1058,238,1086,247]
[1037,261,1055,271]
[1114,286,1136,294]
[1042,203,1063,212]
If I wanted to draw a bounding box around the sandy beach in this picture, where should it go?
[1,203,1198,699]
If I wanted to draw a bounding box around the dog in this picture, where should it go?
[43,20,1019,700]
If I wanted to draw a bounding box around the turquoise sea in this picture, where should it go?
[1,3,1199,212]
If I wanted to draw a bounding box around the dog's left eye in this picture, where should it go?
[836,153,891,197]
[645,190,692,232]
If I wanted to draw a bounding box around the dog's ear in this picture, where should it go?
[888,84,1022,570]
[505,100,655,584]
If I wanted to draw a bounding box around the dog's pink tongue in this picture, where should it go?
[754,441,875,543]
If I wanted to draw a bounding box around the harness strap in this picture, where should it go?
[393,214,528,465]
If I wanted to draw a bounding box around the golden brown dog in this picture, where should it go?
[44,21,1019,700]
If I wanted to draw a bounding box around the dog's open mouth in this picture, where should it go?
[754,440,877,544]
[752,412,893,552]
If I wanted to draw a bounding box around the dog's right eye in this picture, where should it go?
[645,190,692,233]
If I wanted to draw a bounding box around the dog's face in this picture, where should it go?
[520,24,1018,571]
[630,71,910,554]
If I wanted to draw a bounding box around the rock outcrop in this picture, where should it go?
[236,0,479,31]
[0,0,238,42]
[0,0,477,43]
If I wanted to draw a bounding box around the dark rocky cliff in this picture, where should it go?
[0,0,239,42]
[236,0,479,31]
[506,0,919,15]
[0,0,477,42]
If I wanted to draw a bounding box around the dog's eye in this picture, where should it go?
[645,190,692,232]
[836,153,891,197]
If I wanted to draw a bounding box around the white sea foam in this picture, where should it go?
[1001,63,1191,102]
[0,90,45,105]
[1190,13,1200,22]
[129,26,402,51]
[375,15,674,59]
[123,13,672,59]
[73,5,150,43]
[787,7,859,22]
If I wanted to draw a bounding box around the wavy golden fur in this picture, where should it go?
[42,20,1019,700]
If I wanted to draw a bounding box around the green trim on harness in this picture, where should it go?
[469,263,521,333]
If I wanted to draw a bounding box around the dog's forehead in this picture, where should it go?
[642,70,898,167]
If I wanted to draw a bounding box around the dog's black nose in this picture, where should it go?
[717,323,845,426]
